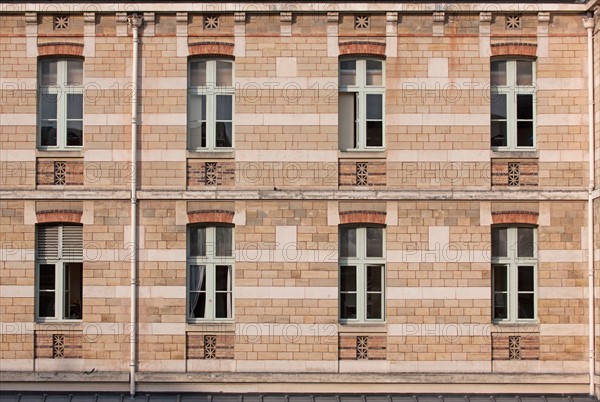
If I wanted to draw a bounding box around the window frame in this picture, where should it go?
[491,225,538,323]
[35,224,83,322]
[490,58,537,152]
[338,225,386,324]
[187,58,235,151]
[38,58,84,150]
[186,224,235,322]
[338,58,386,151]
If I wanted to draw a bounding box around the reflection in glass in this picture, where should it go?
[190,61,207,87]
[190,227,206,256]
[340,228,356,258]
[491,60,507,86]
[516,61,533,86]
[216,62,232,86]
[366,227,383,258]
[216,227,232,256]
[492,227,507,257]
[366,60,382,85]
[517,227,534,257]
[339,60,356,86]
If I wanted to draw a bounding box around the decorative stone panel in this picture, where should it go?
[491,332,539,360]
[339,41,385,57]
[338,334,386,360]
[491,211,539,225]
[186,333,234,360]
[188,210,234,224]
[339,210,386,225]
[34,331,82,359]
[37,210,83,224]
[188,42,234,57]
[187,160,235,187]
[339,160,386,187]
[37,159,84,186]
[38,42,84,57]
[491,159,538,187]
[491,42,537,57]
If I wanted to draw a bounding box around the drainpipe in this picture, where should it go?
[582,13,595,397]
[128,13,143,397]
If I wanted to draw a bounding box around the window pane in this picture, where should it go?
[67,60,83,85]
[517,121,534,147]
[340,293,357,319]
[491,94,507,120]
[518,293,535,319]
[189,265,206,319]
[66,121,83,146]
[517,94,533,119]
[366,265,382,291]
[39,264,55,290]
[517,227,535,257]
[41,60,58,86]
[492,265,507,292]
[216,95,232,120]
[518,266,534,292]
[492,227,507,257]
[491,60,507,86]
[40,94,57,147]
[189,227,206,256]
[366,60,382,85]
[190,61,206,86]
[188,95,206,149]
[338,93,357,150]
[366,94,382,119]
[215,122,232,148]
[491,121,507,147]
[216,227,232,256]
[516,61,533,86]
[340,227,356,258]
[215,265,231,291]
[39,291,56,318]
[216,61,232,86]
[215,292,232,318]
[366,121,383,147]
[67,94,83,119]
[64,263,82,319]
[366,227,383,258]
[339,60,356,86]
[493,293,507,319]
[366,293,382,319]
[340,266,356,292]
[41,94,58,119]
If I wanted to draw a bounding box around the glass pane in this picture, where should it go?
[216,61,232,86]
[366,293,382,319]
[41,121,57,147]
[215,122,232,148]
[517,94,533,119]
[516,60,533,86]
[517,121,534,147]
[216,95,232,120]
[367,265,382,291]
[338,92,357,150]
[492,265,507,292]
[366,227,383,258]
[340,293,356,319]
[340,266,356,292]
[39,264,55,290]
[188,95,206,149]
[491,121,507,147]
[215,265,231,291]
[67,60,83,85]
[67,94,83,119]
[189,265,206,319]
[66,121,83,146]
[190,61,207,87]
[339,60,356,86]
[491,94,507,119]
[491,60,506,86]
[366,94,382,120]
[189,265,207,291]
[189,94,206,121]
[518,293,534,319]
[41,94,57,119]
[41,60,58,86]
[340,227,356,258]
[190,292,206,318]
[65,263,82,319]
[366,121,383,147]
[39,291,55,318]
[366,60,382,85]
[216,227,232,256]
[493,293,507,319]
[492,227,507,257]
[518,266,534,291]
[517,227,535,257]
[215,292,232,318]
[189,227,206,256]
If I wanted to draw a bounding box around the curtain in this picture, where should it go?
[189,265,205,318]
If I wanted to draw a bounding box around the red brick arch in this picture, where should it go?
[339,41,386,57]
[38,43,84,57]
[491,43,537,57]
[339,211,386,225]
[491,211,539,225]
[188,210,234,224]
[188,42,234,57]
[36,210,83,224]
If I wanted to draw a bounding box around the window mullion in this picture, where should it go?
[207,61,216,150]
[57,61,67,149]
[207,262,216,320]
[56,261,64,320]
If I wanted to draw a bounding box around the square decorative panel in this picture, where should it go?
[505,15,522,29]
[355,15,370,29]
[53,15,70,30]
[204,15,220,29]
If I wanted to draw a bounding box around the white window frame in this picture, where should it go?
[35,224,83,322]
[339,225,386,324]
[187,225,235,322]
[187,59,235,151]
[490,58,536,151]
[38,59,84,150]
[339,58,386,151]
[491,225,538,323]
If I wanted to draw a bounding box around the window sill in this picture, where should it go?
[491,150,538,159]
[187,150,235,160]
[34,321,83,330]
[36,150,84,158]
[186,322,235,332]
[338,150,387,159]
[338,323,387,333]
[490,321,539,331]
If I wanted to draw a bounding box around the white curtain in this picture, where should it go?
[226,265,232,318]
[189,265,205,318]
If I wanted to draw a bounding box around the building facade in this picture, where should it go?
[1,0,599,396]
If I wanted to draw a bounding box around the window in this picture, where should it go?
[39,59,84,149]
[339,59,385,151]
[36,224,83,321]
[490,59,536,150]
[188,59,234,150]
[187,225,234,321]
[339,226,385,323]
[491,226,537,322]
